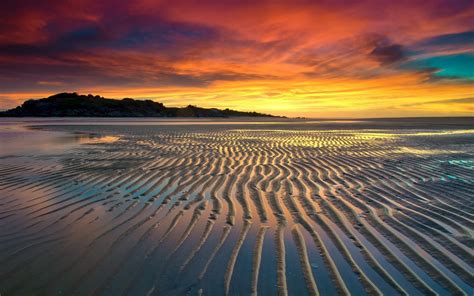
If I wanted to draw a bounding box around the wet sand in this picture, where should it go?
[0,118,473,295]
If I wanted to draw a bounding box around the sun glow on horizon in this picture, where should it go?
[0,0,473,117]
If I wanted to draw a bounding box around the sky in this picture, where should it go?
[0,0,473,117]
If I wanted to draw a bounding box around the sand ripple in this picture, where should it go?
[0,126,473,295]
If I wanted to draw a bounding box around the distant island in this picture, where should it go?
[0,93,282,118]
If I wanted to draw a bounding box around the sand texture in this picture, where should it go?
[0,118,473,295]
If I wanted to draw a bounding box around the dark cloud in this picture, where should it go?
[417,31,474,47]
[0,11,231,90]
[359,34,407,65]
[370,43,405,65]
[104,16,220,51]
[0,16,219,57]
[0,53,275,92]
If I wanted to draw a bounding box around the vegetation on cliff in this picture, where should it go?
[1,93,280,118]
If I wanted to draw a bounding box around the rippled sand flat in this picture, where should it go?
[0,118,473,295]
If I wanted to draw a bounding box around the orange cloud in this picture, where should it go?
[0,0,473,116]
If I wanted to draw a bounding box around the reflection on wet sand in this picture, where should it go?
[75,134,120,144]
[0,119,473,295]
[0,124,120,156]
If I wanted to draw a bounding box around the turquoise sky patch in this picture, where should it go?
[403,53,474,80]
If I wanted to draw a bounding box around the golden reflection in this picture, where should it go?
[76,135,120,144]
[397,147,460,155]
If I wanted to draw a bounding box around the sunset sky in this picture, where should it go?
[0,0,473,117]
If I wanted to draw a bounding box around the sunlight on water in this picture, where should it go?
[397,147,461,155]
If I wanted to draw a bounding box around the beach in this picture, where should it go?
[0,118,473,295]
